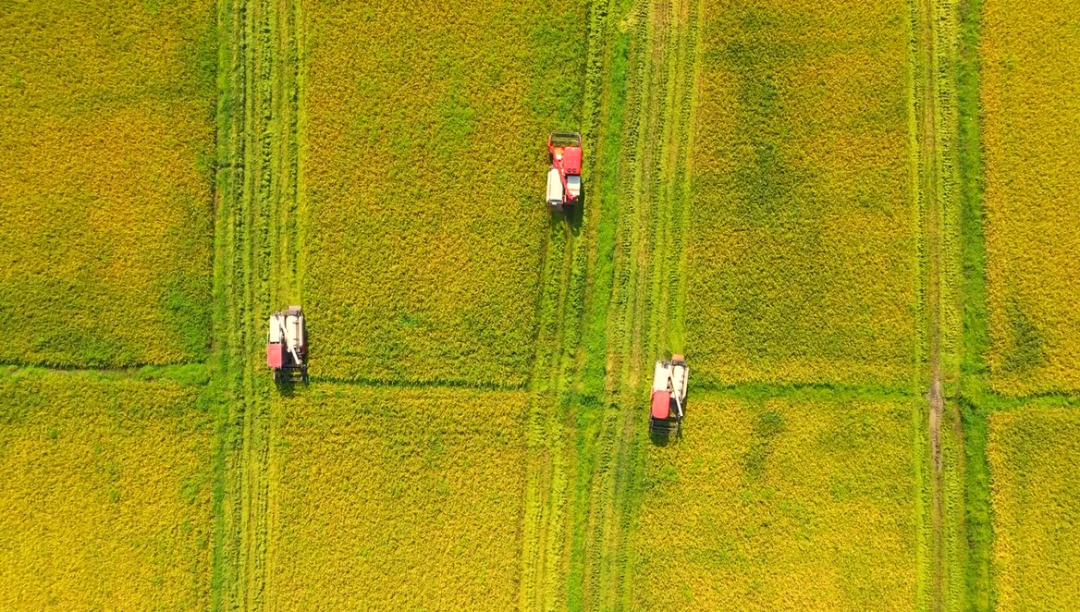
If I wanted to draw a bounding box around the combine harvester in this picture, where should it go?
[266,305,307,383]
[650,355,689,437]
[546,131,582,212]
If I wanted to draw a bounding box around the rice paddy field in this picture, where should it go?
[988,408,1080,611]
[0,0,217,368]
[267,387,529,610]
[0,371,213,611]
[685,0,920,388]
[0,0,1077,610]
[303,0,587,386]
[630,396,924,611]
[980,0,1080,396]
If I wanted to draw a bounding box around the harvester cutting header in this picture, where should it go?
[546,131,582,211]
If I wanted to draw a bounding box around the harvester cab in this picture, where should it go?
[546,131,582,212]
[650,355,688,437]
[267,306,307,383]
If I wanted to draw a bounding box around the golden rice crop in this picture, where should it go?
[0,0,216,367]
[988,407,1080,611]
[302,0,586,386]
[631,396,921,610]
[686,0,918,387]
[267,385,529,611]
[980,0,1080,395]
[0,371,213,610]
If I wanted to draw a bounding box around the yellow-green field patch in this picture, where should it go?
[268,386,529,610]
[302,0,586,386]
[631,396,922,610]
[981,0,1080,395]
[0,371,213,610]
[0,0,216,367]
[989,407,1080,611]
[686,0,918,387]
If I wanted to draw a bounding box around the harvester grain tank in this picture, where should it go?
[546,131,582,211]
[650,355,688,436]
[266,306,307,383]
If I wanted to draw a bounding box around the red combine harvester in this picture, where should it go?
[267,306,307,383]
[650,355,688,437]
[546,131,582,211]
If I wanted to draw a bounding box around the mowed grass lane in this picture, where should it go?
[0,0,217,367]
[686,0,918,388]
[302,0,586,386]
[0,371,213,610]
[981,0,1080,395]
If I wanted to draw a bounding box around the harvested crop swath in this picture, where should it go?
[981,0,1080,395]
[686,0,918,387]
[989,408,1080,611]
[268,386,529,610]
[302,0,585,386]
[0,371,213,610]
[0,0,217,367]
[631,397,921,610]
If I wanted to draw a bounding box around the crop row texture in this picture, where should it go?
[980,0,1080,395]
[0,371,213,611]
[267,385,530,611]
[0,0,217,367]
[988,407,1080,611]
[302,0,587,386]
[686,0,919,388]
[631,396,921,610]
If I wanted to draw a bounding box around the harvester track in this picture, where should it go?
[911,0,965,609]
[211,0,303,608]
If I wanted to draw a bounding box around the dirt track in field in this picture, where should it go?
[914,0,954,608]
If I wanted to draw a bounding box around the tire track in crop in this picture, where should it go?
[912,0,964,609]
[212,0,302,609]
[519,2,611,606]
[520,221,584,612]
[574,0,702,609]
[237,0,270,605]
[209,0,248,608]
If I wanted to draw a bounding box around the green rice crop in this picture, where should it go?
[302,0,586,386]
[0,370,213,610]
[686,0,919,388]
[0,0,217,367]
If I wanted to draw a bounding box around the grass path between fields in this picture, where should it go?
[208,0,302,608]
[911,0,965,609]
[585,1,702,610]
[518,0,701,609]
